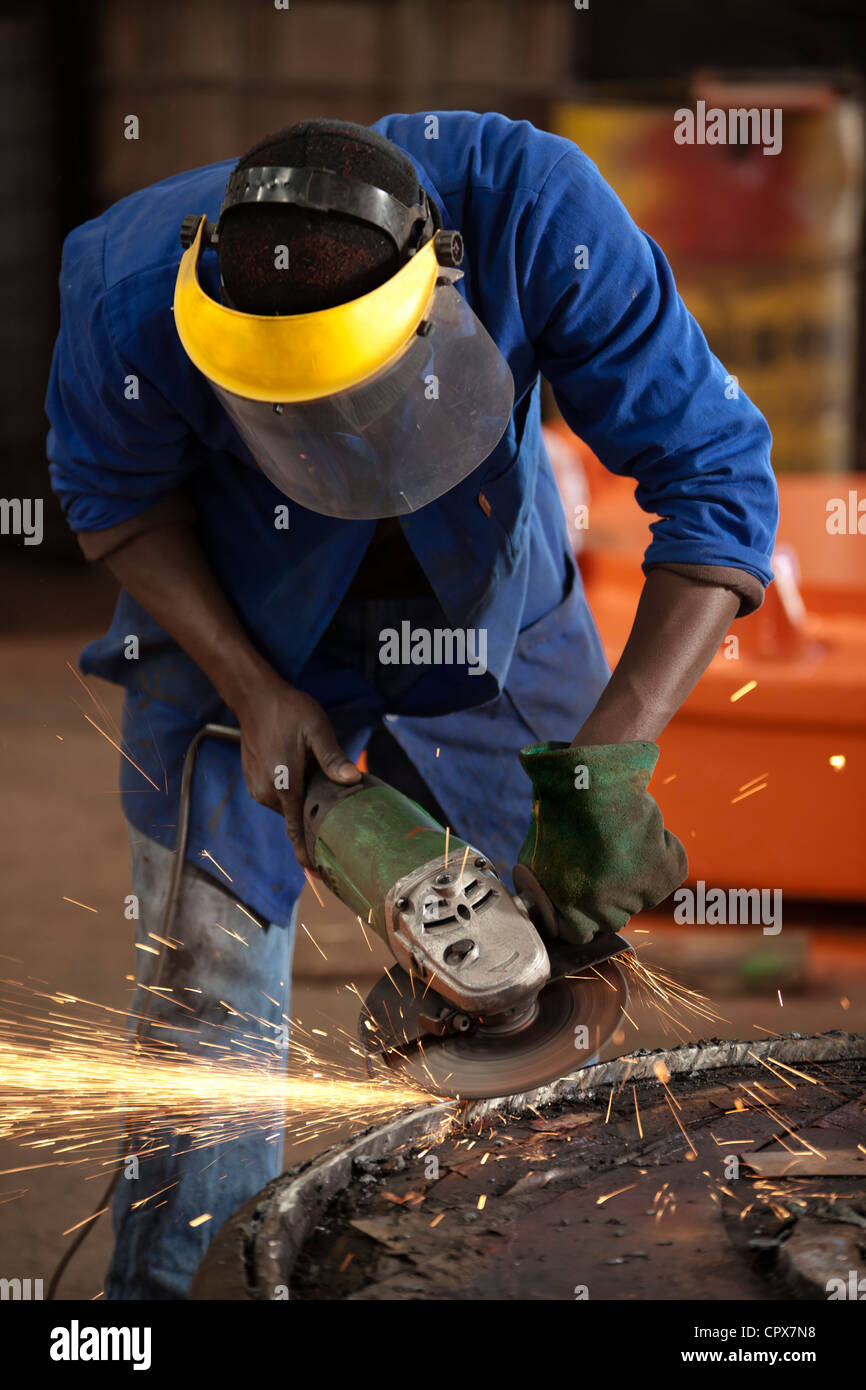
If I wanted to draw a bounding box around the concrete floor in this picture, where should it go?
[1,560,863,1298]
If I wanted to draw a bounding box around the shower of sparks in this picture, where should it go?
[738,1084,825,1159]
[730,680,757,703]
[444,826,450,867]
[619,953,724,1039]
[61,898,99,914]
[0,978,431,1188]
[829,754,846,770]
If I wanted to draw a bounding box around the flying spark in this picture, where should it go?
[596,1183,636,1206]
[199,851,233,882]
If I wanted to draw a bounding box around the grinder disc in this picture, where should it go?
[375,959,628,1100]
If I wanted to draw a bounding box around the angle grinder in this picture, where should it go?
[302,766,631,1100]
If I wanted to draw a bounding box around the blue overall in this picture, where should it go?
[46,111,777,1297]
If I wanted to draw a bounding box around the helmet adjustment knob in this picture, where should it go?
[180,215,217,250]
[434,229,464,267]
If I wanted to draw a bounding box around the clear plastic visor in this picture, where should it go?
[211,278,514,519]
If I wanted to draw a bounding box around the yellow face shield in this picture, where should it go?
[173,217,514,520]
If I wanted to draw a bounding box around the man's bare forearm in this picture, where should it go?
[573,568,741,745]
[98,522,281,713]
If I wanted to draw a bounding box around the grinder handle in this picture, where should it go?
[302,765,384,867]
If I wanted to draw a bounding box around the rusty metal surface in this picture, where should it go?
[191,1031,866,1300]
[191,1100,453,1299]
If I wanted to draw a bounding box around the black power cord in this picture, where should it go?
[47,723,242,1299]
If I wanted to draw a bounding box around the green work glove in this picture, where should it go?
[517,741,688,944]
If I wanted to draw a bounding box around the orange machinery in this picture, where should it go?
[544,420,866,901]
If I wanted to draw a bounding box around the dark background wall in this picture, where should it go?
[580,0,866,81]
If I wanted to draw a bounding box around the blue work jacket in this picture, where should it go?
[46,111,777,924]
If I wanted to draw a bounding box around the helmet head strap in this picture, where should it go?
[215,165,437,259]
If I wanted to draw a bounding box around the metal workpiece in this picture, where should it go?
[190,1031,866,1301]
[190,1101,454,1302]
[457,1025,866,1122]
